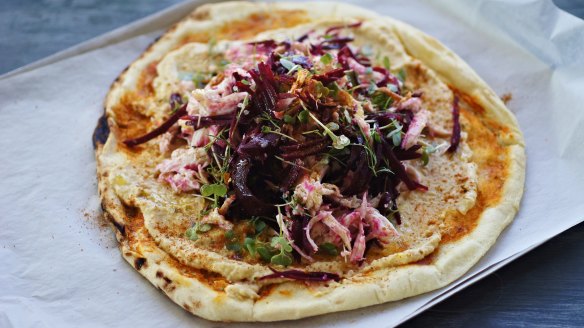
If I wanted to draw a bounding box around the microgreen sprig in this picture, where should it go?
[261,125,297,142]
[236,212,294,266]
[271,210,293,267]
[185,222,212,241]
[274,156,311,171]
[279,58,300,75]
[419,140,449,166]
[200,183,228,207]
[383,56,391,71]
[308,112,350,149]
[320,53,333,65]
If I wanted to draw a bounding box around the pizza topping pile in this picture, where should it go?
[124,23,454,267]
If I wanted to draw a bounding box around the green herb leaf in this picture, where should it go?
[313,81,329,98]
[371,89,393,110]
[298,110,309,124]
[280,58,298,73]
[383,56,391,71]
[200,183,228,197]
[392,132,401,146]
[397,68,406,83]
[254,220,267,235]
[271,236,293,253]
[343,109,352,123]
[421,150,430,166]
[345,70,360,87]
[226,243,241,252]
[244,237,257,256]
[185,227,198,241]
[384,121,403,148]
[327,82,340,98]
[271,253,293,267]
[326,122,340,131]
[280,58,294,70]
[200,184,214,197]
[333,134,350,149]
[308,111,350,150]
[421,144,437,166]
[224,230,235,240]
[373,131,382,143]
[283,114,295,124]
[214,184,227,197]
[319,243,338,256]
[320,53,333,65]
[257,246,275,262]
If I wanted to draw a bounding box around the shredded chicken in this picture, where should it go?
[156,148,209,192]
[401,109,429,149]
[293,178,338,214]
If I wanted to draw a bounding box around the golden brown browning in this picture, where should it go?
[95,2,525,322]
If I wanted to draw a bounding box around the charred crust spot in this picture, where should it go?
[121,64,130,74]
[122,204,138,218]
[155,270,172,284]
[183,304,191,312]
[92,113,110,148]
[143,37,162,56]
[114,65,130,84]
[166,285,176,292]
[156,270,174,291]
[112,220,125,236]
[134,257,147,270]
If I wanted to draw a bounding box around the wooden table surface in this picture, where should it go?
[2,0,583,326]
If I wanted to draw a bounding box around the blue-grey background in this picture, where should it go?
[1,0,583,327]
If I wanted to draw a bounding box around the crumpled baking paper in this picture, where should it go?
[0,0,583,327]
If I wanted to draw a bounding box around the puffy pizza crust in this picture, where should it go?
[95,1,525,322]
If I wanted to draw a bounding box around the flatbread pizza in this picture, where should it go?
[94,1,525,321]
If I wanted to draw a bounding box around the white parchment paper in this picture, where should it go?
[1,0,583,327]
